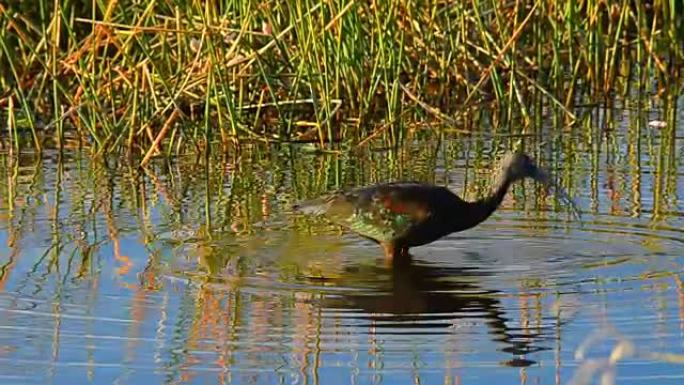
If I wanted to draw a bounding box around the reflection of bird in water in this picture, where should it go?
[295,152,561,261]
[320,256,556,367]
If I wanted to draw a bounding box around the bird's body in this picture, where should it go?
[295,152,565,261]
[297,182,504,259]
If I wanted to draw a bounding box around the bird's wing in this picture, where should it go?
[325,184,434,242]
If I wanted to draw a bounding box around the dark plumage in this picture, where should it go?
[295,152,556,261]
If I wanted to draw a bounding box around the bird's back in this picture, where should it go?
[295,182,465,245]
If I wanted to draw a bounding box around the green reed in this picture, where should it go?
[0,0,682,156]
[1,85,682,284]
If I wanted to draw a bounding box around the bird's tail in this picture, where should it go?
[292,196,333,215]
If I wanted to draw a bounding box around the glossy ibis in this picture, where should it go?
[295,151,575,261]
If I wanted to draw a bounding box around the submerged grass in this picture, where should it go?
[0,0,683,156]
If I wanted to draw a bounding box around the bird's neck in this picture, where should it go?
[451,173,511,232]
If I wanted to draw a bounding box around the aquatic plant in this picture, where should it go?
[0,0,682,156]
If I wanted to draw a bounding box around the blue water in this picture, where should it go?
[1,108,684,385]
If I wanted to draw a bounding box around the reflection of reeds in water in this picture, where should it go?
[1,1,683,153]
[0,94,683,383]
[568,258,684,385]
[569,323,684,385]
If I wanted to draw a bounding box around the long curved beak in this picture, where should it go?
[531,165,582,221]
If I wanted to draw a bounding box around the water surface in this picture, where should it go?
[1,102,684,384]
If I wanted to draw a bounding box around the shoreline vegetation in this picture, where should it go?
[0,0,682,158]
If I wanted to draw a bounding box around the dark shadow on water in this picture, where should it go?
[320,254,555,367]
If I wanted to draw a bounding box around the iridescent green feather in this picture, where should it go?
[324,193,417,242]
[344,208,414,243]
[296,183,433,244]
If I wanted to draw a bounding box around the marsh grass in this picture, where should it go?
[0,0,682,157]
[2,116,684,383]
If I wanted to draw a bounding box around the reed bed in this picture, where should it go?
[0,0,682,157]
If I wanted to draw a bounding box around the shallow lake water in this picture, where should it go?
[2,102,684,384]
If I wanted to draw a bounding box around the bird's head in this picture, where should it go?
[500,151,549,185]
[497,150,582,221]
